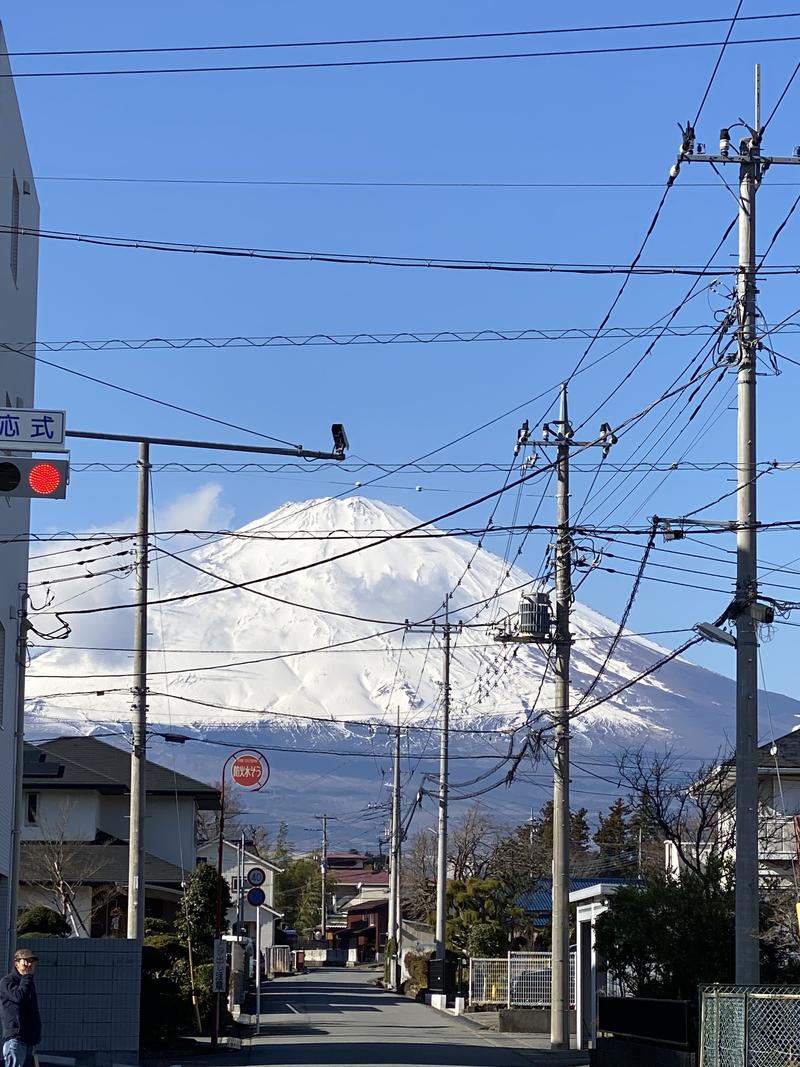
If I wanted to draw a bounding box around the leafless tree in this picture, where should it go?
[448,808,499,881]
[22,802,114,936]
[615,747,736,877]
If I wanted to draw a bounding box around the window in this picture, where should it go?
[231,876,239,892]
[25,793,38,826]
[10,175,19,286]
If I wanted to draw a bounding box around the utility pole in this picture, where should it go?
[551,383,573,1051]
[127,440,149,942]
[389,710,402,990]
[501,384,615,1048]
[673,64,800,984]
[434,613,452,963]
[8,589,29,963]
[733,74,761,987]
[320,814,328,938]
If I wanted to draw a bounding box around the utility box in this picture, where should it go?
[519,592,551,639]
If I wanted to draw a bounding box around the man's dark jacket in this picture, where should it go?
[0,971,41,1045]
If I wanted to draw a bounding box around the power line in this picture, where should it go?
[21,175,800,190]
[27,321,800,355]
[4,33,800,78]
[0,339,301,447]
[6,224,788,276]
[7,12,799,58]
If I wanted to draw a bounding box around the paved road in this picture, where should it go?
[246,968,587,1067]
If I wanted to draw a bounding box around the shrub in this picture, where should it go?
[403,950,433,999]
[17,907,69,938]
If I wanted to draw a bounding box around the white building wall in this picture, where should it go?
[0,21,40,964]
[98,794,195,870]
[19,884,93,938]
[21,790,99,842]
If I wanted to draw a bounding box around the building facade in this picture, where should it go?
[0,20,41,965]
[20,737,220,935]
[196,838,282,953]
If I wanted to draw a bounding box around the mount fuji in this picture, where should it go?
[24,497,800,836]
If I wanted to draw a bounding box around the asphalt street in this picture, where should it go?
[244,968,588,1067]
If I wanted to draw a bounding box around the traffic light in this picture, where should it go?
[0,458,69,499]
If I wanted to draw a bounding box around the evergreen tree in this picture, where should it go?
[175,862,231,961]
[593,798,631,861]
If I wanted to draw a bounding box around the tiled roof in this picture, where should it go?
[21,841,187,886]
[517,876,633,914]
[328,868,389,885]
[24,738,220,809]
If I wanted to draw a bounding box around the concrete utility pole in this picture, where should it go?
[551,384,572,1050]
[320,814,328,938]
[734,80,761,986]
[673,64,800,984]
[8,590,30,963]
[501,385,615,1048]
[127,440,150,942]
[434,614,452,962]
[389,710,402,990]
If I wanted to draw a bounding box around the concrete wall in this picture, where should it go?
[20,937,140,1067]
[0,19,40,967]
[22,792,99,842]
[98,794,195,869]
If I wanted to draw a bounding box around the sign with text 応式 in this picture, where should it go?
[0,408,65,451]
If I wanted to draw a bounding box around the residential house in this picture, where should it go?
[195,838,282,952]
[0,19,42,964]
[664,729,800,881]
[20,737,220,936]
[324,850,389,959]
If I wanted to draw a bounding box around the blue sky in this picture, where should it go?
[6,1,800,702]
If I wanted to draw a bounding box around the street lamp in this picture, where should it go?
[695,622,737,648]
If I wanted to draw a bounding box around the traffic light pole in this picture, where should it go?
[61,427,347,951]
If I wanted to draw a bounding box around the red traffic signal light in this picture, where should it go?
[0,459,69,499]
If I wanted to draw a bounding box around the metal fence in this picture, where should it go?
[468,952,576,1009]
[270,945,293,974]
[700,984,800,1067]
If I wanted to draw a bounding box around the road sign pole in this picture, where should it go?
[255,904,262,1036]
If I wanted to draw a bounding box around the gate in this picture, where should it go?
[468,952,576,1008]
[700,984,800,1067]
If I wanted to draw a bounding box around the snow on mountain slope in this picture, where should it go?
[25,496,800,757]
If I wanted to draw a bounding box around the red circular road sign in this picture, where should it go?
[231,753,268,789]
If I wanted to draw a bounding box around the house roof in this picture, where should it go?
[517,877,633,914]
[329,869,389,886]
[21,841,187,886]
[196,838,282,873]
[758,731,800,770]
[24,738,220,809]
[344,894,389,913]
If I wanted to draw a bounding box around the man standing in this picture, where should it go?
[0,950,41,1067]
